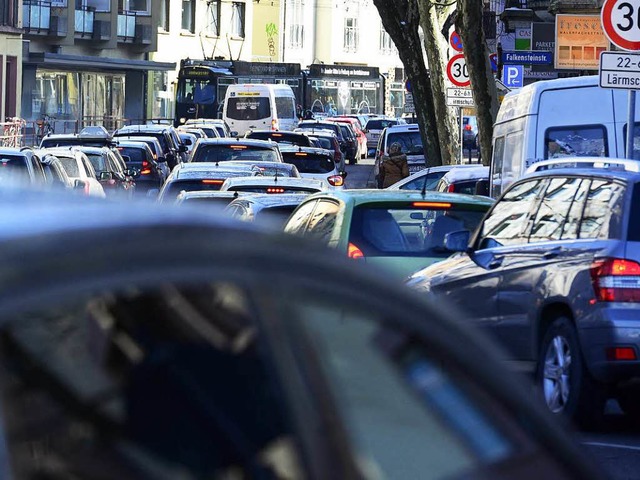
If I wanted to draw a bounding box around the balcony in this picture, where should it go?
[118,10,152,46]
[75,6,94,36]
[23,0,51,32]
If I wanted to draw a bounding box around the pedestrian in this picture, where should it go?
[378,142,409,188]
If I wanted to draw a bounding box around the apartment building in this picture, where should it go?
[20,0,175,130]
[151,0,254,119]
[0,0,22,121]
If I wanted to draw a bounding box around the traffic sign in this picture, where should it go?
[447,87,472,98]
[602,0,640,51]
[404,92,415,113]
[503,65,524,88]
[502,50,553,65]
[450,31,463,52]
[446,87,474,107]
[599,51,640,89]
[489,53,498,73]
[446,54,470,87]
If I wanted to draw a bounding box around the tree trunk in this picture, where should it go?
[456,0,499,166]
[418,0,459,166]
[372,0,442,167]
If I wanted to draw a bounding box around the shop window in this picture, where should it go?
[232,2,245,38]
[344,17,358,52]
[32,71,80,121]
[181,0,195,32]
[205,0,220,36]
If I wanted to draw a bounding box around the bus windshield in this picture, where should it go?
[178,78,217,105]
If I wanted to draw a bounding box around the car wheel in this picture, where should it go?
[617,388,640,421]
[536,317,606,427]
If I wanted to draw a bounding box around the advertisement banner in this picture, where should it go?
[555,14,608,70]
[530,22,558,79]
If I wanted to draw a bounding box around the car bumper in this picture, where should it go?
[581,305,640,383]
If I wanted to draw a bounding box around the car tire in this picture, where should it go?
[617,388,640,421]
[536,317,606,428]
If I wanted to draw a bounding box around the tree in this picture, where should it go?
[455,0,499,166]
[418,0,460,165]
[372,0,442,167]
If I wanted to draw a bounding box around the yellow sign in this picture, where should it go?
[237,92,261,96]
[555,14,609,70]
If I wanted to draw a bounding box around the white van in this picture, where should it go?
[222,84,299,137]
[491,75,640,198]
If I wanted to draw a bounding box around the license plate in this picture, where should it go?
[408,165,425,173]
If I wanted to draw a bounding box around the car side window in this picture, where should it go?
[400,172,445,191]
[305,200,340,244]
[284,200,318,236]
[544,125,607,159]
[579,179,626,240]
[561,178,590,240]
[529,177,583,243]
[82,158,96,178]
[477,179,547,249]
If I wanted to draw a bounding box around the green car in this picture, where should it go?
[284,189,494,278]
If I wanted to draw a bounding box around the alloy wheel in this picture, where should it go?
[542,336,572,414]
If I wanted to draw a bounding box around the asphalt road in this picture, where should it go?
[345,156,640,480]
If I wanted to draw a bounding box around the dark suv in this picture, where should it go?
[407,165,640,426]
[113,125,187,169]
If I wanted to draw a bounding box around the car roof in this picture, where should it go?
[228,193,308,208]
[300,189,494,207]
[172,163,254,180]
[441,166,490,182]
[522,166,640,183]
[195,138,279,149]
[72,145,112,155]
[0,148,28,157]
[116,124,173,133]
[385,123,420,133]
[278,146,333,156]
[221,176,325,189]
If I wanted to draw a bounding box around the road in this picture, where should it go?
[345,157,640,480]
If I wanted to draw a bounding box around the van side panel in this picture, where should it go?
[612,88,640,158]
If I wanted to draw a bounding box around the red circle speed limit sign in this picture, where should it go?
[446,54,470,87]
[602,0,640,51]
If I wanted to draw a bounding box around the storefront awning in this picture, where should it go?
[24,52,176,72]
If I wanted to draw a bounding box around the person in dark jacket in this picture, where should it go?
[379,142,409,188]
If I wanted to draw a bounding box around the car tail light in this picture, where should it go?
[202,179,223,185]
[447,184,456,193]
[606,347,638,361]
[141,160,151,175]
[328,175,344,187]
[412,201,451,208]
[271,118,279,131]
[348,243,364,259]
[590,258,640,302]
[267,187,285,194]
[464,125,472,131]
[83,181,90,196]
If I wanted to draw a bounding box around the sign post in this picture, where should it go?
[601,0,640,159]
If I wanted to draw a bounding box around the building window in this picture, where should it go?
[82,0,110,12]
[119,0,150,13]
[231,2,245,38]
[158,0,169,31]
[287,0,304,49]
[380,27,393,54]
[205,0,221,36]
[344,17,358,52]
[181,0,195,32]
[0,0,18,27]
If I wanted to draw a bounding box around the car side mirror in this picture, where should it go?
[444,230,471,253]
[73,179,86,190]
[178,145,188,153]
[121,155,131,163]
[157,156,167,163]
[99,171,113,181]
[474,179,490,197]
[230,131,239,137]
[124,168,140,178]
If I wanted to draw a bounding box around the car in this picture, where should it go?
[0,190,602,479]
[38,126,114,149]
[435,166,490,195]
[38,151,77,193]
[244,130,313,147]
[284,190,493,278]
[113,124,188,169]
[112,135,171,180]
[296,121,347,159]
[336,122,359,165]
[407,165,640,426]
[225,193,309,228]
[374,124,425,181]
[178,131,199,155]
[42,148,106,198]
[185,118,231,137]
[0,148,47,187]
[386,165,479,192]
[182,122,223,139]
[364,117,401,152]
[220,176,325,195]
[328,116,368,159]
[157,163,255,203]
[222,160,300,178]
[175,190,246,208]
[295,128,344,171]
[73,146,137,200]
[463,115,478,151]
[279,146,345,188]
[111,141,169,195]
[190,138,283,164]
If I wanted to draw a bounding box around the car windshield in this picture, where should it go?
[0,156,29,182]
[366,119,398,130]
[226,98,271,121]
[166,179,227,198]
[387,131,423,156]
[86,154,107,172]
[192,145,279,163]
[311,137,333,150]
[117,147,146,163]
[281,153,335,173]
[248,132,309,146]
[349,204,488,256]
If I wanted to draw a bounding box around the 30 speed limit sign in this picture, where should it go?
[446,54,470,87]
[602,0,640,51]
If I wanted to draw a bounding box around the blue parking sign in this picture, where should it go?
[503,65,523,88]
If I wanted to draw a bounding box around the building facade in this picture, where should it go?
[20,0,174,131]
[0,0,23,121]
[152,0,254,120]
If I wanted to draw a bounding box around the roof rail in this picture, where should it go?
[526,157,640,174]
